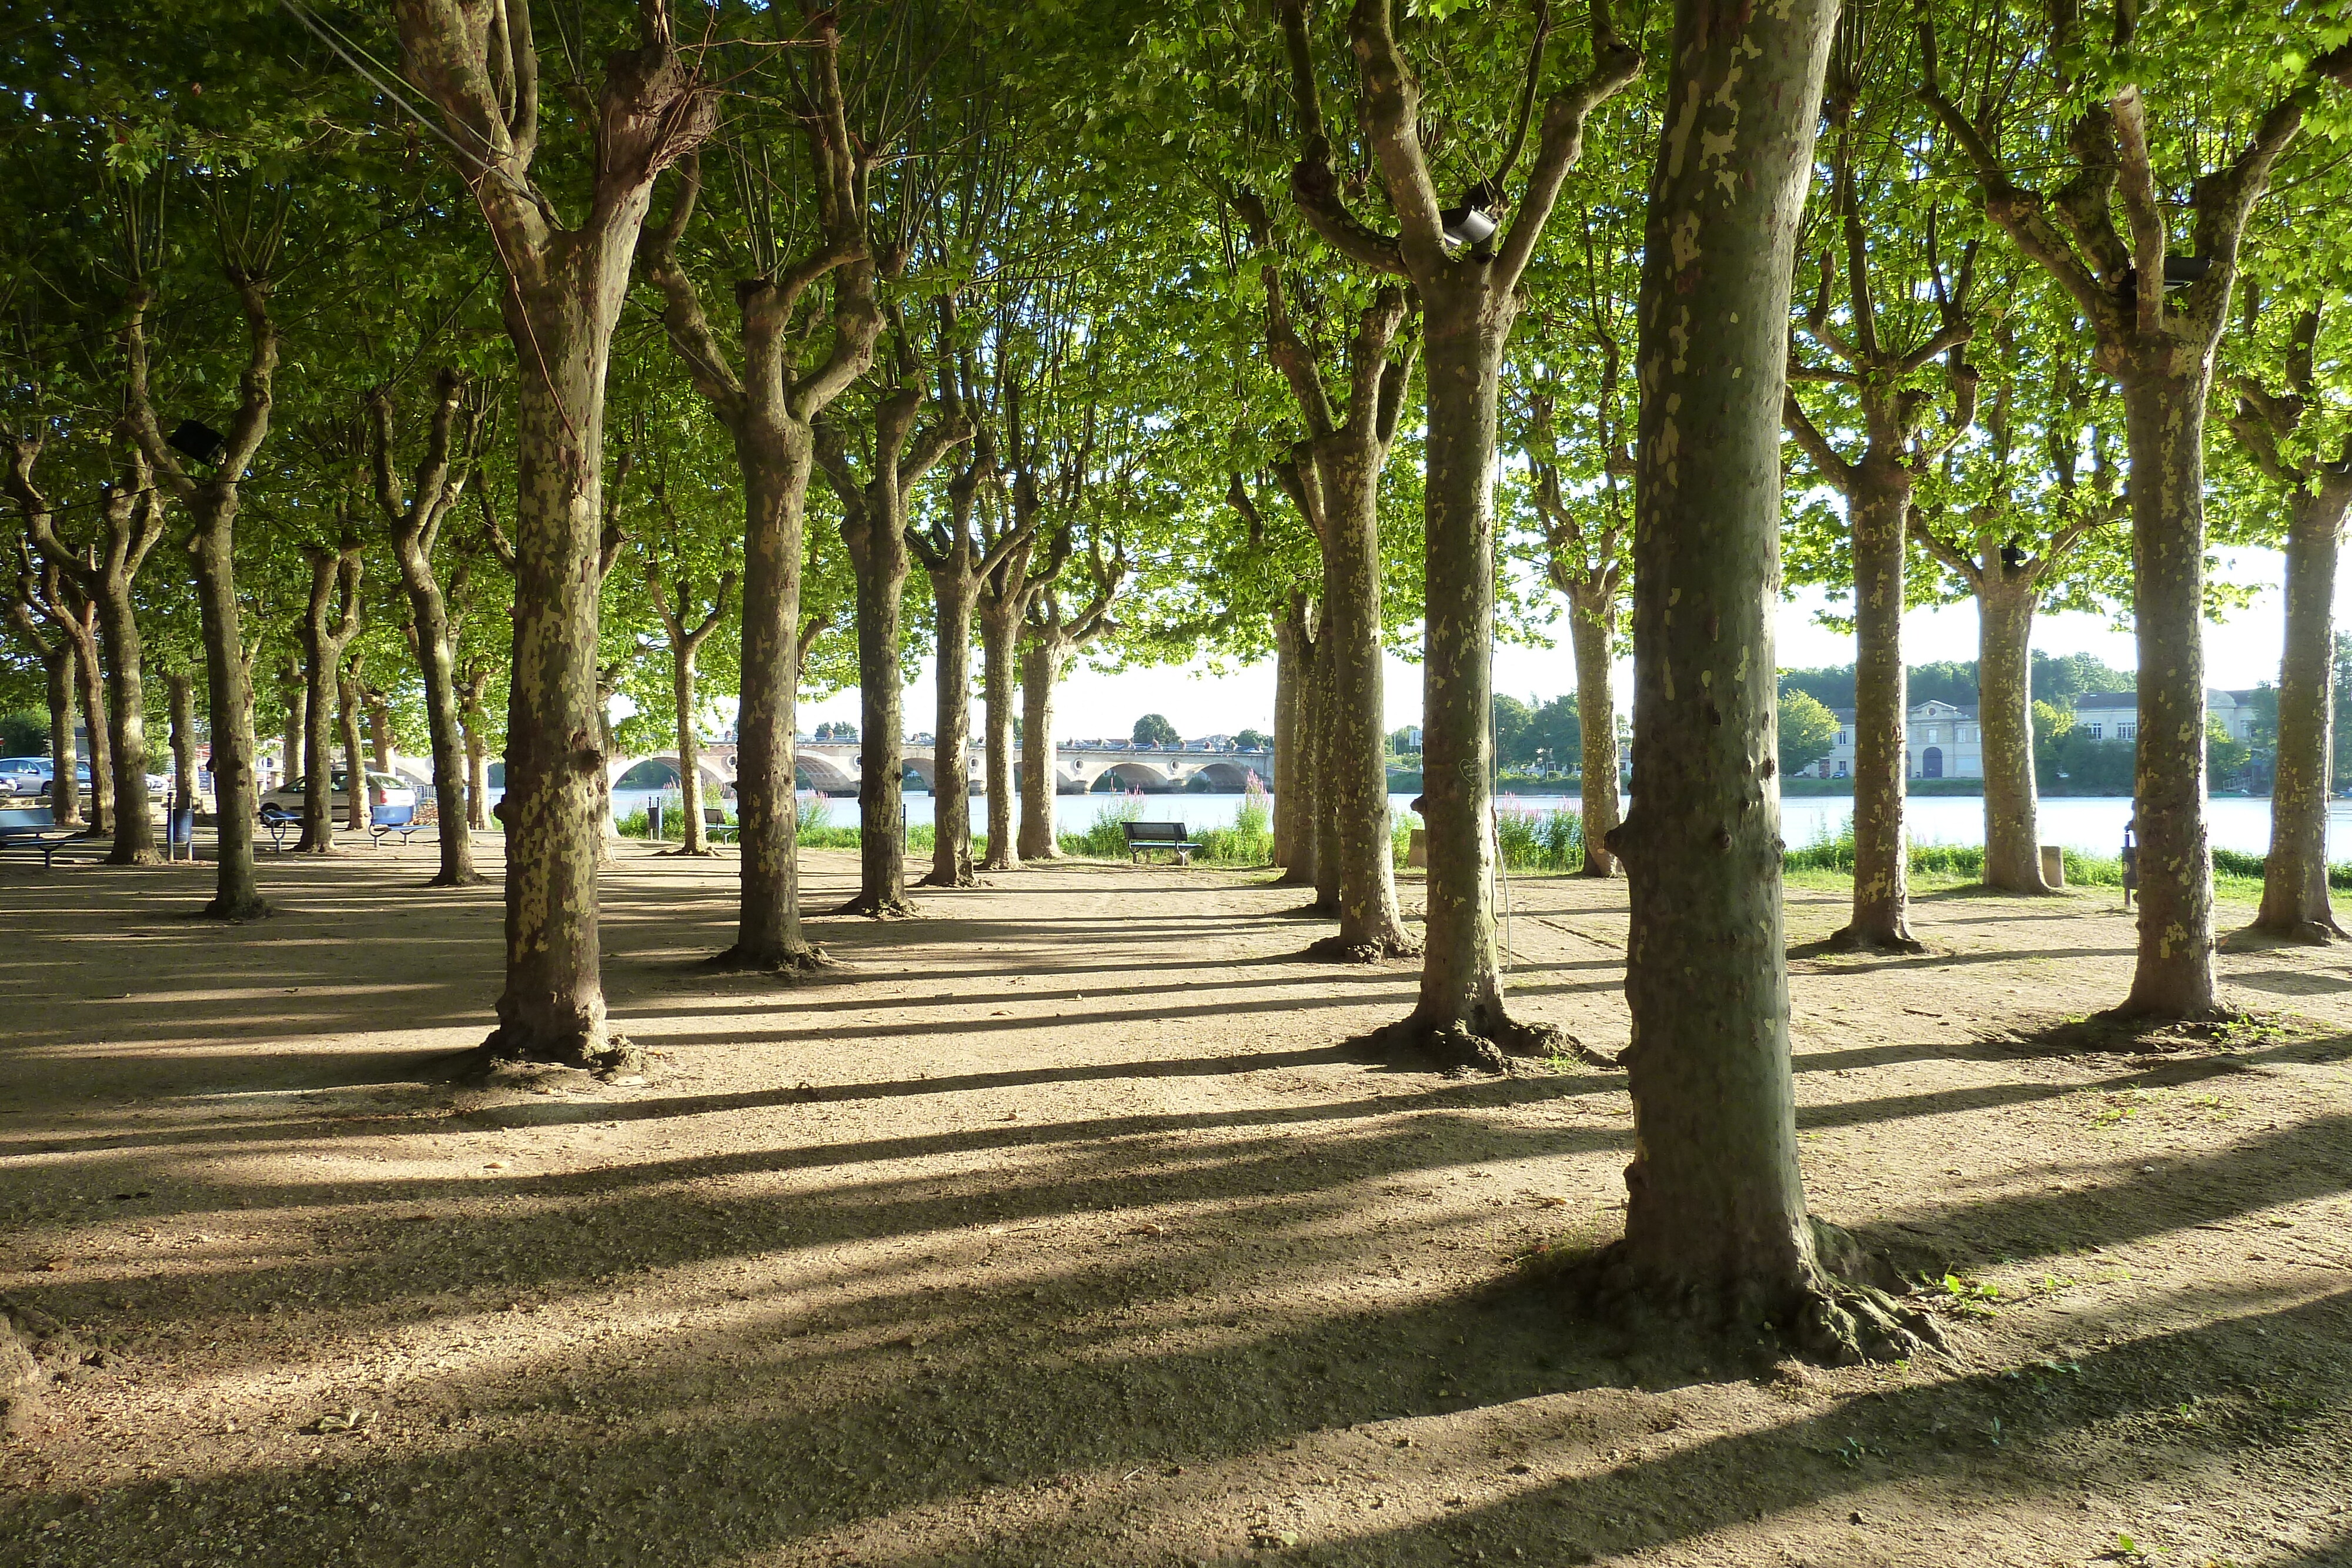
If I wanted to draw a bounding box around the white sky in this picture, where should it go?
[795,545,2303,742]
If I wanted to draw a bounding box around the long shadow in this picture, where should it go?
[3,1248,2337,1567]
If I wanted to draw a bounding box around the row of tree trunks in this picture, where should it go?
[977,559,1030,872]
[1567,597,1623,876]
[1975,571,2048,892]
[1,556,83,828]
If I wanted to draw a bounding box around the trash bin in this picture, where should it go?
[168,805,196,861]
[647,801,664,841]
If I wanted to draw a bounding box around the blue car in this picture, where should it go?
[0,756,87,797]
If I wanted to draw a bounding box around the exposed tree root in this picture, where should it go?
[199,894,270,922]
[108,849,166,868]
[423,870,491,889]
[472,1023,643,1080]
[2000,1004,2264,1056]
[1356,1011,1566,1075]
[657,845,723,858]
[979,855,1020,872]
[2236,914,2350,947]
[1826,922,1928,955]
[831,891,921,920]
[1304,932,1422,964]
[1568,1218,1947,1366]
[704,941,834,975]
[917,870,979,890]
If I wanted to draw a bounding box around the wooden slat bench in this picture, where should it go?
[1122,820,1202,866]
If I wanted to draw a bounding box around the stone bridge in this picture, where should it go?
[607,740,1272,797]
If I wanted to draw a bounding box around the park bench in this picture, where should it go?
[258,802,301,852]
[704,805,739,845]
[369,802,427,849]
[1122,819,1202,866]
[0,804,82,870]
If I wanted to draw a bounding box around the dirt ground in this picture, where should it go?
[1,836,2348,1568]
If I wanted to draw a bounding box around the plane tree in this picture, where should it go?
[1920,0,2352,1017]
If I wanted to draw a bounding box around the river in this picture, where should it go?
[609,786,2351,861]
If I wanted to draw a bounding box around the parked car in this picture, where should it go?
[0,756,111,797]
[259,771,419,820]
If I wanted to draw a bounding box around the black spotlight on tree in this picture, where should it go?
[2000,536,2028,571]
[1439,184,1499,248]
[168,419,228,468]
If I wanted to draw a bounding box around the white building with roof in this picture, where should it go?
[1800,699,1983,780]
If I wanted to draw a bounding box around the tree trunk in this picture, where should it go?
[1271,610,1301,869]
[341,677,369,835]
[368,697,393,772]
[1310,609,1343,913]
[392,540,482,885]
[465,714,489,831]
[1017,638,1062,861]
[94,573,156,864]
[924,568,977,887]
[280,673,303,798]
[1837,484,1919,950]
[72,627,112,835]
[484,295,629,1069]
[1273,600,1318,888]
[674,644,706,854]
[840,517,914,917]
[1309,447,1415,958]
[979,599,1021,871]
[1592,0,1924,1359]
[168,672,197,821]
[1378,300,1545,1066]
[45,643,80,828]
[594,668,622,860]
[296,550,352,853]
[2255,489,2344,940]
[2117,365,2219,1017]
[1977,572,2050,893]
[1569,593,1622,876]
[192,521,263,918]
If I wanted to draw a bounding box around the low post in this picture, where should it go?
[2040,844,2064,888]
[648,800,663,842]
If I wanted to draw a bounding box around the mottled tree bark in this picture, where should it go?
[978,586,1025,871]
[1272,594,1318,888]
[1596,0,1929,1358]
[1568,599,1622,875]
[924,570,976,885]
[2230,315,2352,940]
[1309,623,1342,915]
[339,672,368,834]
[1017,638,1063,862]
[1842,486,1917,948]
[1921,13,2351,1017]
[168,672,198,822]
[70,607,112,837]
[814,325,965,917]
[1976,573,2049,892]
[374,375,486,887]
[296,543,361,854]
[279,664,303,800]
[1282,0,1637,1065]
[396,0,716,1060]
[122,280,272,918]
[8,446,169,862]
[2117,364,2217,1013]
[637,28,881,964]
[2,560,81,827]
[2257,489,2346,938]
[642,531,734,859]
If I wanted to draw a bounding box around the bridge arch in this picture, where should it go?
[610,754,731,791]
[1184,760,1261,791]
[1090,760,1174,793]
[793,752,858,791]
